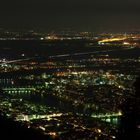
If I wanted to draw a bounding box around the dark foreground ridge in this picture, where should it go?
[118,77,140,140]
[0,113,54,140]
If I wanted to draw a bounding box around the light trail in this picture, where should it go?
[49,47,133,58]
[0,57,35,66]
[0,48,133,65]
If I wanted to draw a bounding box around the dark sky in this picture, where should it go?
[0,0,140,32]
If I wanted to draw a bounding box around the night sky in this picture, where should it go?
[0,0,140,31]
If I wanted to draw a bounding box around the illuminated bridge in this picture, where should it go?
[91,111,122,118]
[91,111,122,124]
[2,87,36,95]
[98,37,127,44]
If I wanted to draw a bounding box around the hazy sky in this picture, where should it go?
[0,0,140,31]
